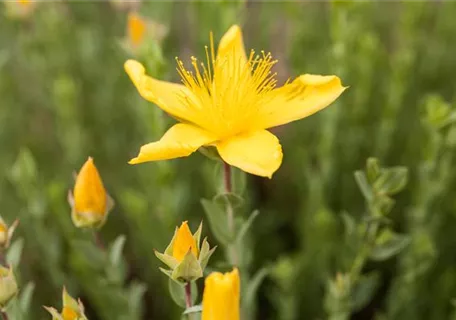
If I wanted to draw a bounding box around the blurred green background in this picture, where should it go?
[1,0,456,319]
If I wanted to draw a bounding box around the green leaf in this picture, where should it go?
[71,239,107,270]
[244,267,269,309]
[236,210,260,244]
[373,167,408,195]
[366,158,380,183]
[6,238,24,268]
[213,193,244,209]
[109,235,126,267]
[127,281,147,318]
[168,279,198,308]
[19,282,35,312]
[370,229,410,261]
[354,171,373,201]
[201,198,233,245]
[352,272,380,312]
[341,212,356,237]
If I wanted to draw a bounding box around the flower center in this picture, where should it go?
[175,35,278,138]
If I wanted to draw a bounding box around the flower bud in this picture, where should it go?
[45,288,88,320]
[0,266,18,308]
[68,157,114,229]
[202,268,240,320]
[155,221,216,283]
[3,0,37,19]
[0,216,19,250]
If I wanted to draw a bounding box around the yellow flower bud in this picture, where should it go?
[173,221,198,261]
[3,0,37,19]
[0,216,19,250]
[68,157,114,229]
[45,288,88,320]
[202,268,240,320]
[0,266,18,308]
[155,221,216,283]
[127,12,146,48]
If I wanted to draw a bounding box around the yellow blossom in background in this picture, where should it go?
[45,288,88,320]
[155,222,216,282]
[0,266,18,308]
[125,24,346,177]
[202,268,240,320]
[68,157,114,229]
[3,0,37,19]
[127,12,146,48]
[123,11,168,51]
[0,216,19,250]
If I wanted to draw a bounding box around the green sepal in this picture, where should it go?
[159,267,173,279]
[154,251,179,270]
[171,250,203,282]
[164,227,178,256]
[198,237,217,271]
[193,222,203,253]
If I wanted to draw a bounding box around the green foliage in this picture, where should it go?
[1,1,456,320]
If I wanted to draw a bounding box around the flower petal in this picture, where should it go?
[124,59,196,122]
[255,74,347,129]
[129,123,217,164]
[217,24,247,66]
[216,130,283,178]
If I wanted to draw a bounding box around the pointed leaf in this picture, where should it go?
[373,167,408,195]
[6,238,24,268]
[352,272,380,312]
[370,230,410,261]
[201,198,233,245]
[168,279,198,308]
[354,171,373,201]
[236,210,259,244]
[109,235,126,267]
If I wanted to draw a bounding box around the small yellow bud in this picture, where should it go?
[173,221,198,261]
[0,266,18,308]
[3,0,37,19]
[0,216,19,250]
[68,157,114,229]
[45,288,88,320]
[202,268,240,320]
[155,221,216,283]
[127,12,146,48]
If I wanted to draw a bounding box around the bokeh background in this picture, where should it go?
[1,1,456,319]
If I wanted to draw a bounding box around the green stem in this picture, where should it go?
[184,282,194,320]
[223,162,239,266]
[1,310,8,320]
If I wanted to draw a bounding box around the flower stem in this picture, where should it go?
[223,162,239,266]
[1,310,8,320]
[92,230,105,251]
[184,282,194,320]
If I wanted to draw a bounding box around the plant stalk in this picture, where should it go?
[1,310,8,320]
[223,162,239,266]
[184,282,194,319]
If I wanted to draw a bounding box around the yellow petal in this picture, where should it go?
[255,74,347,129]
[216,130,283,178]
[129,123,217,164]
[172,221,198,261]
[73,157,107,216]
[124,60,197,123]
[217,25,248,66]
[202,268,240,320]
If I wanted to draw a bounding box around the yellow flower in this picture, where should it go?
[202,268,240,320]
[155,221,216,282]
[127,12,146,48]
[68,157,114,229]
[0,216,19,250]
[124,25,346,177]
[45,288,88,320]
[172,221,199,261]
